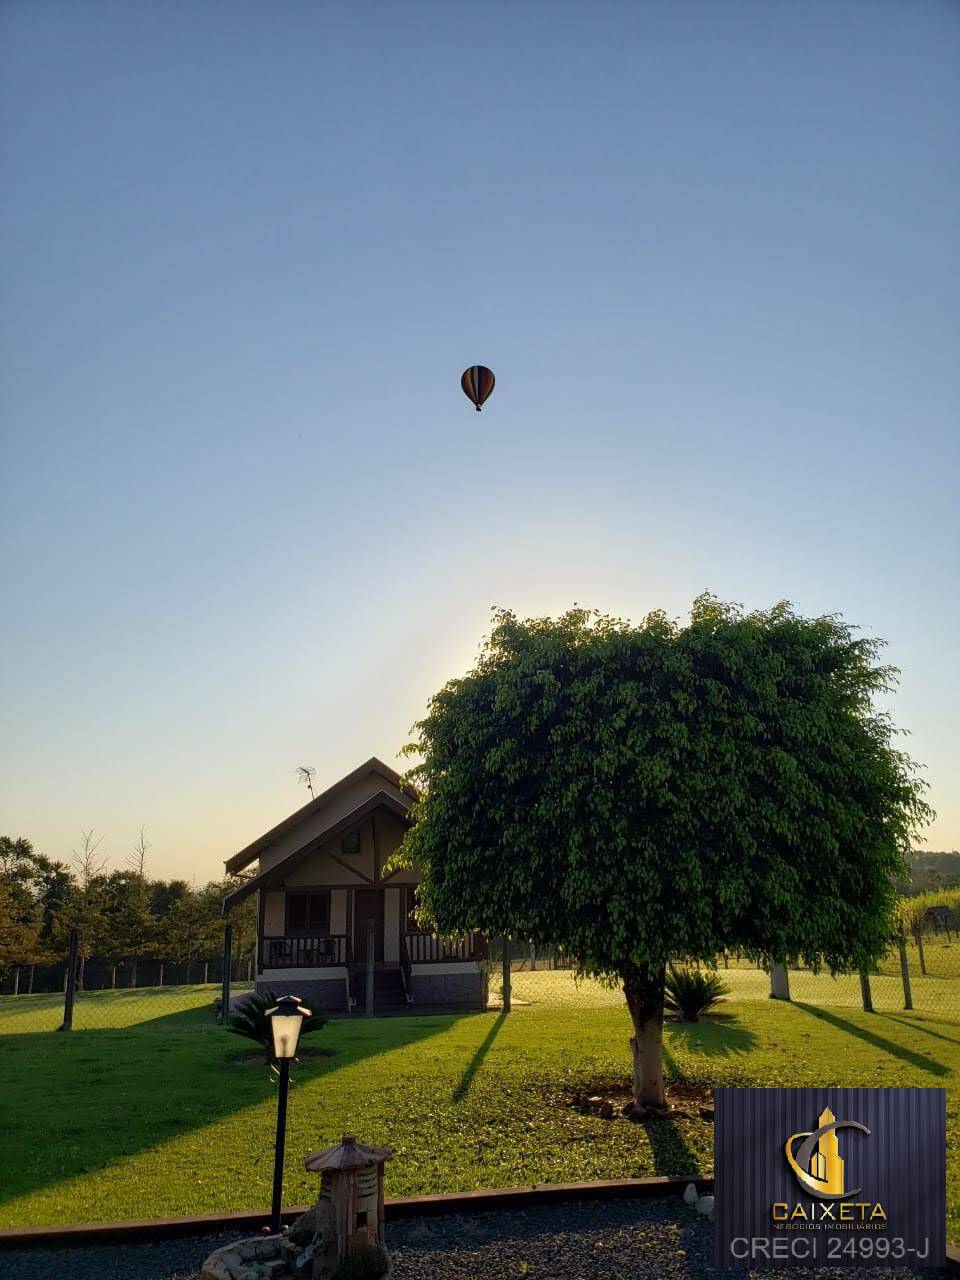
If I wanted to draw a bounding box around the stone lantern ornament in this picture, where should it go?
[299,1135,393,1277]
[201,1135,393,1280]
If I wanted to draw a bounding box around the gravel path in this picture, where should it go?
[0,1199,944,1280]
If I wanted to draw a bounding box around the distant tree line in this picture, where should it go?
[907,850,960,895]
[0,831,255,995]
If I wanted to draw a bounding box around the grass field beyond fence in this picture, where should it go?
[2,977,960,1243]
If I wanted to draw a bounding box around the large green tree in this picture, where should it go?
[397,596,932,1110]
[0,837,47,981]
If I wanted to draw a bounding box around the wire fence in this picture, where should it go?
[484,935,960,1018]
[2,925,959,1038]
[0,925,255,1035]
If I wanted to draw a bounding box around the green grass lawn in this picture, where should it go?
[2,982,960,1240]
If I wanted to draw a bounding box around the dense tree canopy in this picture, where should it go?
[398,595,933,1106]
[0,831,255,992]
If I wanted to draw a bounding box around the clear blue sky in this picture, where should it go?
[2,1,957,880]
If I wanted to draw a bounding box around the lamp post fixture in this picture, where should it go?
[265,994,312,1234]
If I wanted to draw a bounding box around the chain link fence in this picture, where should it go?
[4,926,959,1035]
[0,925,255,1035]
[484,934,960,1017]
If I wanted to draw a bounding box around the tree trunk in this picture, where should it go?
[27,965,35,995]
[622,964,667,1110]
[12,968,20,996]
[769,963,791,1001]
[111,964,117,990]
[159,962,164,987]
[130,958,138,988]
[203,960,209,985]
[859,969,874,1013]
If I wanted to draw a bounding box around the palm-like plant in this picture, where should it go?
[227,990,327,1062]
[664,965,730,1022]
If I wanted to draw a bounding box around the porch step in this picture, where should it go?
[350,968,411,1012]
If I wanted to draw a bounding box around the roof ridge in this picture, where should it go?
[224,756,413,874]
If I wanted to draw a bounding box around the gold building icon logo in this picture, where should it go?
[784,1106,870,1199]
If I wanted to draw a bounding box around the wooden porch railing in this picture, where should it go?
[403,932,485,963]
[261,934,349,969]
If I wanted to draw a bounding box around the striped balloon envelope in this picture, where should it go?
[460,365,495,411]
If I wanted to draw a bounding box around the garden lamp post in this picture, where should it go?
[265,994,312,1234]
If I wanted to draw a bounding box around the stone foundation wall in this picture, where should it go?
[255,976,349,1011]
[411,969,484,1008]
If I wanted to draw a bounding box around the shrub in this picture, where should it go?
[332,1244,391,1280]
[664,965,729,1022]
[227,990,327,1062]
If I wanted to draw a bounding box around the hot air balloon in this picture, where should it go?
[461,365,495,411]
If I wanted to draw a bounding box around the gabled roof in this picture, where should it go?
[224,756,414,875]
[221,787,413,913]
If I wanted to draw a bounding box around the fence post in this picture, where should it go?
[501,937,512,1013]
[365,918,376,1017]
[769,962,791,1001]
[915,926,927,976]
[898,936,913,1011]
[220,922,233,1025]
[859,969,874,1013]
[58,928,79,1032]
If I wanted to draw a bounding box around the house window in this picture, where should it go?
[285,891,331,935]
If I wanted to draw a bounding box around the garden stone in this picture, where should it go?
[696,1194,715,1216]
[203,1238,287,1280]
[682,1182,699,1205]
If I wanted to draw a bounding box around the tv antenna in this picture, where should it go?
[296,765,317,800]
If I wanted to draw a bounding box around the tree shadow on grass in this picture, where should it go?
[636,1040,702,1179]
[640,1113,702,1178]
[879,1013,960,1047]
[451,1011,507,1102]
[0,1003,473,1215]
[793,1003,949,1076]
[648,1040,710,1179]
[665,1012,758,1057]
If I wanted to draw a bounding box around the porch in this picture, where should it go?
[257,928,487,1014]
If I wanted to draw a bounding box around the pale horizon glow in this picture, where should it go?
[1,2,958,880]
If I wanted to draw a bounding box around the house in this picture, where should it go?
[221,757,486,1013]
